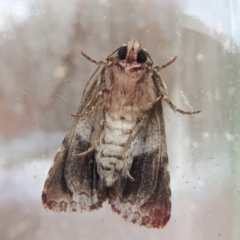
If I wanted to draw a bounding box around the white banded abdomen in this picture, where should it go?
[96,112,137,186]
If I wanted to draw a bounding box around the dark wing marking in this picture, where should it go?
[41,136,73,212]
[110,97,171,228]
[42,68,105,212]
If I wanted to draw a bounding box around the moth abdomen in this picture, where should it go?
[96,112,137,186]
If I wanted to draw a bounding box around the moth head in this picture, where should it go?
[118,39,147,64]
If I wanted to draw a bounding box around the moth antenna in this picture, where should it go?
[81,51,109,66]
[106,46,122,58]
[153,56,177,71]
[80,45,121,100]
[81,66,101,101]
[146,51,154,63]
[162,95,201,115]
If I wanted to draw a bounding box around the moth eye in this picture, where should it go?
[118,46,127,60]
[137,49,147,63]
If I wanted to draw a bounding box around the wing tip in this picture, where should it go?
[111,201,171,229]
[42,191,103,213]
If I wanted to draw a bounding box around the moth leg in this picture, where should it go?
[162,95,201,115]
[75,108,105,157]
[122,154,134,181]
[148,94,200,115]
[122,114,150,180]
[72,102,100,118]
[152,56,177,71]
[81,51,112,66]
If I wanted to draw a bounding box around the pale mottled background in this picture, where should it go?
[0,0,239,240]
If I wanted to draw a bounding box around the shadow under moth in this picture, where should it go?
[42,39,200,229]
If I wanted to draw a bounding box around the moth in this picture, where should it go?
[42,39,200,229]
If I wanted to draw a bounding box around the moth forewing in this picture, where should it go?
[42,68,105,212]
[42,39,200,228]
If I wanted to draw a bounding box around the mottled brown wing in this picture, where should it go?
[111,102,171,228]
[42,70,105,212]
